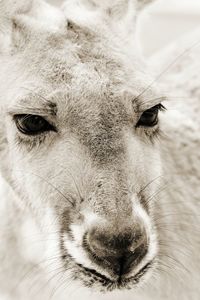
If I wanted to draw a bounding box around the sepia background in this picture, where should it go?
[47,0,200,57]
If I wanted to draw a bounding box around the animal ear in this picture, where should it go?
[0,0,65,54]
[63,0,156,37]
[0,0,30,53]
[136,0,156,10]
[63,0,136,25]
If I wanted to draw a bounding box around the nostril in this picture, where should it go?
[122,244,148,275]
[112,241,148,276]
[84,225,149,276]
[88,233,122,256]
[117,254,133,276]
[88,229,136,252]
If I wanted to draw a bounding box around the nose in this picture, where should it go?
[84,223,148,277]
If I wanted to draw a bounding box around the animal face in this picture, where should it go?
[0,0,165,292]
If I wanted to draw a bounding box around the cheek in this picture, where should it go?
[9,141,91,211]
[143,146,162,181]
[126,133,162,192]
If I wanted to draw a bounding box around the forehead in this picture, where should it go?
[19,22,153,98]
[15,23,160,114]
[10,23,160,162]
[11,21,162,118]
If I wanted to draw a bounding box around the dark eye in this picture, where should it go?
[14,114,55,135]
[136,104,165,128]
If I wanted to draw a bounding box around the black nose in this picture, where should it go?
[84,224,148,276]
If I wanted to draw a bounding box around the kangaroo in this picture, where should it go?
[0,0,200,299]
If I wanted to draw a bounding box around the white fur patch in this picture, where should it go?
[63,201,157,279]
[63,211,112,277]
[131,199,158,276]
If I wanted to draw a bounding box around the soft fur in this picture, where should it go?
[0,0,200,299]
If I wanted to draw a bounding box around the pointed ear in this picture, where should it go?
[0,0,31,53]
[137,0,156,10]
[0,0,65,54]
[63,0,156,37]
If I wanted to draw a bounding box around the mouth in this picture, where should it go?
[75,260,154,291]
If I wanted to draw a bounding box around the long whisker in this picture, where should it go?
[11,254,63,295]
[55,164,84,203]
[15,169,75,207]
[134,38,200,101]
[145,182,170,207]
[139,175,163,195]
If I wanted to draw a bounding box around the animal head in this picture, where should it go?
[0,0,166,292]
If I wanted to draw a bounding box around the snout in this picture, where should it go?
[83,222,149,278]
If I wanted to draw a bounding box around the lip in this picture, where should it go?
[77,260,154,289]
[77,263,113,283]
[123,260,154,284]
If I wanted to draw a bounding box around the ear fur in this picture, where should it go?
[62,0,156,39]
[63,0,136,25]
[0,0,66,54]
[137,0,155,10]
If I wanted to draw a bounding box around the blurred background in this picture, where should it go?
[139,0,200,56]
[48,0,200,57]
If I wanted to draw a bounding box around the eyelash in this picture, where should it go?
[16,126,53,145]
[13,116,56,148]
[13,103,166,147]
[14,114,56,135]
[135,103,166,140]
[136,103,166,127]
[16,134,47,150]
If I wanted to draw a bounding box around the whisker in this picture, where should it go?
[139,175,163,195]
[134,38,200,101]
[11,254,63,295]
[15,169,75,207]
[56,163,84,204]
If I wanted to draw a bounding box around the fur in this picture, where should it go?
[0,0,200,299]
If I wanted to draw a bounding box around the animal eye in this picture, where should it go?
[136,104,165,128]
[14,114,55,135]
